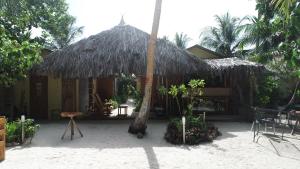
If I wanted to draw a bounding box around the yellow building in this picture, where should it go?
[187,44,224,59]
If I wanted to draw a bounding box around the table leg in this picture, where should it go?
[125,107,127,116]
[253,122,256,142]
[73,120,83,137]
[71,118,74,140]
[61,120,71,140]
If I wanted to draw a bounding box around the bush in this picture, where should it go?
[164,116,221,145]
[106,99,118,109]
[5,118,40,145]
[6,121,18,143]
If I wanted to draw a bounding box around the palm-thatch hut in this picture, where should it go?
[36,24,206,77]
[2,20,266,120]
[29,20,211,119]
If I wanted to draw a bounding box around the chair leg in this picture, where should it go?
[251,121,255,131]
[281,126,284,139]
[265,123,267,132]
[291,120,299,135]
[273,123,276,135]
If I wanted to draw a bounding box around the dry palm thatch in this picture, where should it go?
[34,24,208,78]
[203,57,266,78]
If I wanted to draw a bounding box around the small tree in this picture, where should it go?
[159,79,205,116]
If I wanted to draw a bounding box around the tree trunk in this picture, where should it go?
[128,0,163,135]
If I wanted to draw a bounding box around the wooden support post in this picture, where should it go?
[92,79,97,105]
[249,75,254,107]
[76,79,80,112]
[0,116,6,161]
[166,77,169,115]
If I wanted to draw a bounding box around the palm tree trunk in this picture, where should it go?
[128,0,163,135]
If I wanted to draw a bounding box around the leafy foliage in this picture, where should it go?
[159,79,205,115]
[0,23,41,86]
[128,84,143,112]
[165,116,220,145]
[106,99,118,109]
[200,12,245,57]
[174,32,190,49]
[5,118,40,144]
[255,76,280,106]
[0,0,81,86]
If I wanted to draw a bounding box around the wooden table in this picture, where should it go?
[118,104,128,116]
[60,112,83,140]
[291,111,300,135]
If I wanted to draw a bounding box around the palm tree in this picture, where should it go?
[200,12,243,57]
[128,0,163,136]
[239,16,276,57]
[271,0,296,19]
[48,17,84,49]
[174,32,190,49]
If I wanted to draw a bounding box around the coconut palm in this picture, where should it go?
[239,16,274,55]
[200,12,243,57]
[271,0,296,19]
[48,17,84,49]
[174,32,190,49]
[128,0,163,136]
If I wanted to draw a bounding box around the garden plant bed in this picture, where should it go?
[165,120,221,145]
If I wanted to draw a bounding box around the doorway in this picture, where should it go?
[62,79,77,112]
[30,76,48,119]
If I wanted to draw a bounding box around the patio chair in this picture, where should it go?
[252,107,288,142]
[252,81,300,141]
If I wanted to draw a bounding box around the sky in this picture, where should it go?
[66,0,257,47]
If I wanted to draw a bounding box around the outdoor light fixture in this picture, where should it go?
[21,115,25,144]
[182,116,186,144]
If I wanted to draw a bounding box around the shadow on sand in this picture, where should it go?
[7,120,254,169]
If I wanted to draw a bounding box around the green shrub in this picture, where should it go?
[256,76,280,107]
[6,121,18,143]
[5,118,40,144]
[107,99,118,109]
[165,115,220,145]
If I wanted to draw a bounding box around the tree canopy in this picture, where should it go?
[0,0,82,86]
[200,12,244,58]
[174,32,190,49]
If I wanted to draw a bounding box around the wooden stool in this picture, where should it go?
[118,104,128,116]
[60,112,83,140]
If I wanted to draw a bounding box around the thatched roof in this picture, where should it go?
[203,57,266,77]
[34,24,208,78]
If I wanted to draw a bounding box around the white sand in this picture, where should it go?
[1,121,300,169]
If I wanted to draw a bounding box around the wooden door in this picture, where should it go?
[62,79,76,112]
[30,76,48,119]
[97,77,114,100]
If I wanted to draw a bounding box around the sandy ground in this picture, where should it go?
[1,121,300,169]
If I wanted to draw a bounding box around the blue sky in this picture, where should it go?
[66,0,257,47]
